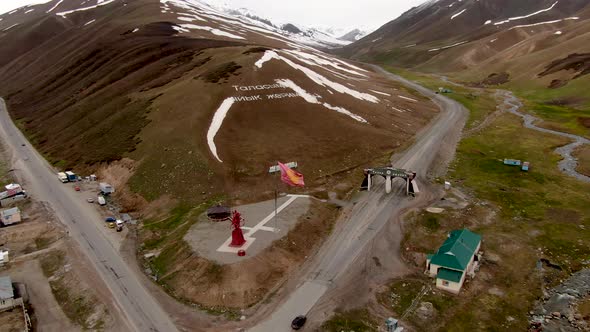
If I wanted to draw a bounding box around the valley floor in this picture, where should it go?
[320,70,590,331]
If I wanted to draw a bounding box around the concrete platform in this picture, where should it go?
[184,194,311,264]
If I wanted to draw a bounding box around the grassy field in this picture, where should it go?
[384,67,497,130]
[0,142,14,187]
[382,70,590,331]
[321,308,380,332]
[40,251,108,330]
[501,74,590,139]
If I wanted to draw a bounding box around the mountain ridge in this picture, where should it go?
[339,0,590,71]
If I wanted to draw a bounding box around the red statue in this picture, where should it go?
[230,211,246,247]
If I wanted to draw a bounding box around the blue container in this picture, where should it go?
[504,159,522,166]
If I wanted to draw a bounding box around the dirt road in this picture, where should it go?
[0,99,178,332]
[249,67,468,331]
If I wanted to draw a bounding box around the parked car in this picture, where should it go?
[108,222,116,229]
[105,217,116,223]
[291,316,307,330]
[87,198,94,203]
[74,185,80,191]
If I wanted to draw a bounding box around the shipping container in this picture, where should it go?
[503,159,522,166]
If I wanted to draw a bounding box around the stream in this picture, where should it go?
[499,91,590,183]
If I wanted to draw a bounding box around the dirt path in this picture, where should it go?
[6,260,77,332]
[499,90,590,183]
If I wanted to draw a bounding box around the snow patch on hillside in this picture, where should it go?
[508,17,579,30]
[494,1,558,25]
[255,50,278,68]
[370,90,391,96]
[179,23,245,39]
[398,95,418,102]
[276,79,368,123]
[2,23,19,31]
[428,41,467,52]
[207,97,235,163]
[47,0,64,13]
[255,51,379,103]
[284,50,368,77]
[451,9,466,20]
[56,0,117,17]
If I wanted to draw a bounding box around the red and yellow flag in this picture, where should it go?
[278,162,305,187]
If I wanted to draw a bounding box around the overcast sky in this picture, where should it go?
[1,0,427,31]
[205,0,427,30]
[0,0,51,15]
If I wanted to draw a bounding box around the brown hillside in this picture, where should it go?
[337,0,590,74]
[0,0,438,205]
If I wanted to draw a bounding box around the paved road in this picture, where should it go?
[0,99,178,332]
[250,67,468,331]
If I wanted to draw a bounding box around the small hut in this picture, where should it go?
[207,205,231,222]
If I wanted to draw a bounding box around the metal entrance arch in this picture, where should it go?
[364,167,417,195]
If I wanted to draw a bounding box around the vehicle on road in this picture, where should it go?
[99,182,114,195]
[74,185,80,192]
[97,195,106,206]
[87,198,94,203]
[116,220,123,232]
[57,172,68,183]
[65,171,77,182]
[291,315,307,330]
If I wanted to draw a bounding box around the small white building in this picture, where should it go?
[0,207,22,226]
[0,276,16,312]
[426,229,481,294]
[0,250,8,266]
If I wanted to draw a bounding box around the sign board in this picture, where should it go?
[368,167,408,178]
[269,162,298,174]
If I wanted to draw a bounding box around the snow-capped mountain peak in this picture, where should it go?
[198,1,368,48]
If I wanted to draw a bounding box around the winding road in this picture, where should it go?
[0,99,178,332]
[249,67,469,331]
[0,65,469,332]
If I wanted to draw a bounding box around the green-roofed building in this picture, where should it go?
[426,229,482,294]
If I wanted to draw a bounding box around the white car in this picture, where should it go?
[87,197,94,203]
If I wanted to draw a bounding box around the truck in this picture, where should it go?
[0,185,21,200]
[65,171,77,182]
[97,195,106,206]
[0,192,27,207]
[57,172,68,183]
[116,220,123,232]
[99,183,114,195]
